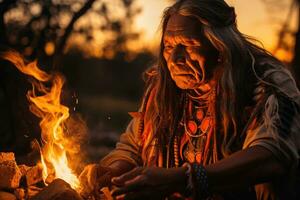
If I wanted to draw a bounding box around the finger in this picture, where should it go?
[111,175,146,196]
[115,194,125,200]
[112,167,143,186]
[95,175,113,196]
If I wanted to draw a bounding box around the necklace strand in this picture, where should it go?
[183,92,214,138]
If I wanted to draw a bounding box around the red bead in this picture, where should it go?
[195,152,202,164]
[196,109,204,121]
[186,151,195,163]
[200,118,210,133]
[187,120,197,134]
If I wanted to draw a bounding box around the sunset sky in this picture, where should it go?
[134,0,296,60]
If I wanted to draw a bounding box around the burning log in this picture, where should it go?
[0,153,22,189]
[26,186,42,199]
[25,165,43,186]
[30,179,83,200]
[17,165,30,178]
[17,163,44,188]
[14,188,25,200]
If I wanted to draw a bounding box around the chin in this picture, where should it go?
[175,81,199,90]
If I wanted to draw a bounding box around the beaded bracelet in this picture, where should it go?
[192,163,210,199]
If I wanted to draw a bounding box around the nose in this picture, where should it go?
[170,45,186,65]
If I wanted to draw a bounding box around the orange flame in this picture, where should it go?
[1,51,81,190]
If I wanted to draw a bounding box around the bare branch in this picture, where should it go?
[55,0,96,57]
[273,0,297,54]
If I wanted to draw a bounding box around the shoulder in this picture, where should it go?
[254,57,300,105]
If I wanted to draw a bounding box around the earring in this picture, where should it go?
[217,56,222,63]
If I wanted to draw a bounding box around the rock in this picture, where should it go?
[31,179,83,200]
[25,165,43,186]
[0,191,16,200]
[0,153,15,163]
[27,186,42,199]
[14,188,25,200]
[17,165,30,177]
[0,161,22,189]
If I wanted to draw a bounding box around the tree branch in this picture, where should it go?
[55,0,96,58]
[291,0,300,88]
[272,0,297,54]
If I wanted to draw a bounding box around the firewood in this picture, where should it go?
[0,191,16,200]
[0,161,22,189]
[25,165,43,186]
[30,179,83,200]
[45,174,55,185]
[100,187,113,200]
[26,186,42,199]
[0,153,15,163]
[14,188,25,200]
[17,165,30,177]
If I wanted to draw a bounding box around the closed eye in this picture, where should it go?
[164,45,174,51]
[186,45,200,51]
[182,38,202,47]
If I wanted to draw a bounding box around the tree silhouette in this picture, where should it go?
[262,0,300,88]
[0,0,141,67]
[293,0,300,88]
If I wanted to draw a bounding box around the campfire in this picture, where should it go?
[0,52,112,200]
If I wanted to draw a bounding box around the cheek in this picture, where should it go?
[189,51,206,67]
[187,48,203,60]
[163,52,172,71]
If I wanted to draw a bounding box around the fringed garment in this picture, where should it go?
[100,64,300,200]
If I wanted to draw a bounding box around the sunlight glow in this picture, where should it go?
[134,0,295,60]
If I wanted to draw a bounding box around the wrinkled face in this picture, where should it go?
[163,14,219,90]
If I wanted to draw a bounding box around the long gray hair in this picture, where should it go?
[143,0,285,159]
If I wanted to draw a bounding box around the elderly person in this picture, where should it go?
[80,0,300,199]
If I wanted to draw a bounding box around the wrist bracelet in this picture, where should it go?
[192,163,210,199]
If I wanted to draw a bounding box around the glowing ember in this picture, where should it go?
[1,51,81,190]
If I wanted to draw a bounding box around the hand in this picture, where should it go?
[79,164,113,198]
[111,166,187,200]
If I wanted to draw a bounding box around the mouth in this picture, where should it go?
[170,63,204,81]
[173,71,203,81]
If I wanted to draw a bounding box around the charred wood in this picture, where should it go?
[25,166,43,187]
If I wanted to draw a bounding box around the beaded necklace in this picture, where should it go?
[173,88,216,167]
